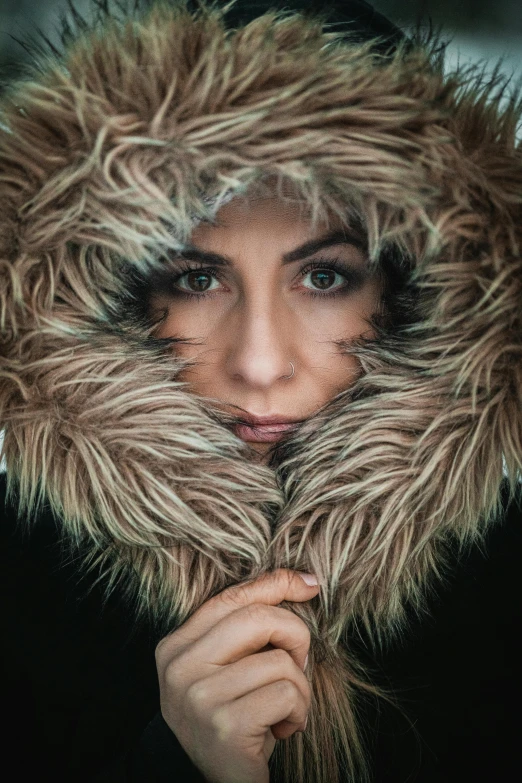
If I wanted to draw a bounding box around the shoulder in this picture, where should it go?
[367,480,522,781]
[0,472,160,780]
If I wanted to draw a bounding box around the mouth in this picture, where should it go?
[233,421,302,442]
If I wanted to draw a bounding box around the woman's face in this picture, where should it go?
[149,193,383,460]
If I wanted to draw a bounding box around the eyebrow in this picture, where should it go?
[173,229,367,267]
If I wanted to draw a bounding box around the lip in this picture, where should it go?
[234,422,301,442]
[239,413,303,426]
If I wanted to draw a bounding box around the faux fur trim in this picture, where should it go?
[0,0,521,654]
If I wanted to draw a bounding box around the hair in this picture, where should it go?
[0,2,431,782]
[111,0,420,346]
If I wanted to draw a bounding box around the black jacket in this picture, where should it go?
[2,471,520,782]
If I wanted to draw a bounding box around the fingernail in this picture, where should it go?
[303,715,308,731]
[298,572,318,586]
[304,654,309,671]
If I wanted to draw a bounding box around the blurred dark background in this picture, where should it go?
[1,0,521,80]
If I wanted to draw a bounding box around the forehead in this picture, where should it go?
[189,204,363,267]
[194,181,352,242]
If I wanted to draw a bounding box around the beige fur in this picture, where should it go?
[0,1,521,780]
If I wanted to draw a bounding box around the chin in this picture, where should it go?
[249,441,271,454]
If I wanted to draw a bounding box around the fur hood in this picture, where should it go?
[1,1,521,779]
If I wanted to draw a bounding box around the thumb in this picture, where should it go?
[184,569,320,642]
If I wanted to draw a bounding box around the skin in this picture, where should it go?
[150,191,384,781]
[148,191,384,461]
[156,569,320,783]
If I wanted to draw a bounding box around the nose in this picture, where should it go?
[225,298,294,388]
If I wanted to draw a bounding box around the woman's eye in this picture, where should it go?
[298,259,366,297]
[176,270,220,294]
[167,259,362,299]
[302,268,345,293]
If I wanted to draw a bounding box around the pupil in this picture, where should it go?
[311,270,334,290]
[188,271,211,292]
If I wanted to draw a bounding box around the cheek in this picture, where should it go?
[149,297,215,342]
[296,286,381,343]
[342,279,383,335]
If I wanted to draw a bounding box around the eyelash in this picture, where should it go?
[163,257,364,301]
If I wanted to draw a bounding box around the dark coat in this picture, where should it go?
[2,472,520,782]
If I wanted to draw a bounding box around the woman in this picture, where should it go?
[0,1,520,781]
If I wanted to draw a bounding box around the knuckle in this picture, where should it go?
[163,657,184,693]
[277,678,299,701]
[220,584,247,609]
[274,568,295,590]
[243,601,270,624]
[155,630,181,667]
[293,615,312,650]
[221,568,293,607]
[154,639,165,665]
[301,623,312,648]
[154,633,171,658]
[275,606,312,646]
[186,679,211,712]
[280,650,302,679]
[271,646,290,666]
[209,705,236,743]
[268,648,309,698]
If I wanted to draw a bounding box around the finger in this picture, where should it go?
[186,647,311,713]
[215,679,308,743]
[162,568,319,652]
[191,602,311,673]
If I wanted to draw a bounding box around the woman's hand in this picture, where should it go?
[155,568,319,783]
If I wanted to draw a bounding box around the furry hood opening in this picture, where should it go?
[0,2,521,778]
